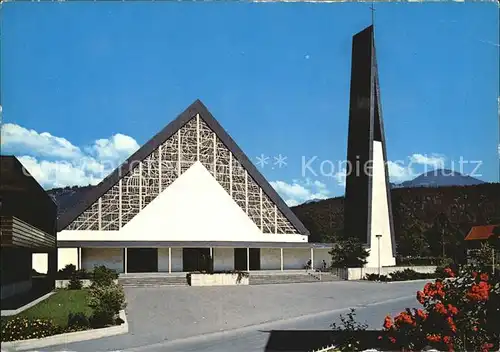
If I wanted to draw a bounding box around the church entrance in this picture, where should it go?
[234,248,260,271]
[127,248,158,273]
[183,248,212,272]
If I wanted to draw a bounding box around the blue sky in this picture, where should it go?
[1,2,499,205]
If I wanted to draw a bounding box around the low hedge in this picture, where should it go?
[1,317,62,342]
[365,269,437,282]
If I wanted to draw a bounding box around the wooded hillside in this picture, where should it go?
[291,183,500,260]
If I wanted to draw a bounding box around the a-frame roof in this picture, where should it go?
[57,99,310,236]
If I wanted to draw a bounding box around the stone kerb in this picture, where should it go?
[190,273,249,286]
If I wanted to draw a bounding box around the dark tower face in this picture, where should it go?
[343,25,396,265]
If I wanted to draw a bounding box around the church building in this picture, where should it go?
[51,100,332,273]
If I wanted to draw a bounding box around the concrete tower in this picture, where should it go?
[344,25,396,268]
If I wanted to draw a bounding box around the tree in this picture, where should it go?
[397,230,431,257]
[329,236,369,268]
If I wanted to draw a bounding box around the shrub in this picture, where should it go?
[329,237,369,268]
[87,283,126,328]
[90,265,118,287]
[379,265,500,351]
[67,273,83,290]
[0,317,61,342]
[365,273,389,282]
[66,312,90,332]
[389,269,437,281]
[330,308,368,352]
[435,257,456,278]
[57,264,77,279]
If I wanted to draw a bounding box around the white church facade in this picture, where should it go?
[43,100,332,274]
[32,25,399,275]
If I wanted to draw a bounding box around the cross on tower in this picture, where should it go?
[369,2,375,26]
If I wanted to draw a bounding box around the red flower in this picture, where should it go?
[481,342,494,352]
[426,334,442,342]
[444,267,455,277]
[472,271,478,279]
[446,317,457,333]
[435,302,448,315]
[467,281,491,301]
[377,335,383,340]
[443,336,452,344]
[416,309,427,320]
[383,316,393,329]
[480,273,489,282]
[388,336,397,344]
[447,304,459,316]
[394,311,416,327]
[473,326,478,331]
[417,291,425,304]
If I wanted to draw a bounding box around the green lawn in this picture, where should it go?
[4,290,92,328]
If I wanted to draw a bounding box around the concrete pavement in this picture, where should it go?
[36,281,424,352]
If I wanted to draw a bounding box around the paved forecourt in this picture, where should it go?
[38,280,424,352]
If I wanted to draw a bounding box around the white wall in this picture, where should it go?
[82,248,124,273]
[58,162,308,245]
[313,248,332,270]
[32,253,48,274]
[158,248,170,272]
[213,248,234,271]
[171,248,183,272]
[157,248,183,272]
[366,141,396,268]
[283,248,310,269]
[260,248,281,270]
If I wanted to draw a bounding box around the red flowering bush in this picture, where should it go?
[379,265,500,351]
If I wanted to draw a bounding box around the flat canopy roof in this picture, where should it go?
[57,240,334,249]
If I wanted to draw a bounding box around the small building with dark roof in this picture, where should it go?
[0,156,58,301]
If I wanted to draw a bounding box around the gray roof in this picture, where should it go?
[57,240,331,249]
[57,99,310,236]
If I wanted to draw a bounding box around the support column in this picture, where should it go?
[280,248,283,271]
[168,247,172,274]
[310,247,314,271]
[47,248,58,290]
[124,248,128,274]
[209,247,213,272]
[77,247,82,270]
[246,248,250,272]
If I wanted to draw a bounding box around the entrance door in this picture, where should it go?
[183,248,212,272]
[127,248,158,273]
[233,248,260,270]
[234,248,247,270]
[249,248,261,270]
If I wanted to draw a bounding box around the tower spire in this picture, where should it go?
[370,1,375,27]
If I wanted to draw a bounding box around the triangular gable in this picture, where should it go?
[58,99,309,236]
[119,161,264,241]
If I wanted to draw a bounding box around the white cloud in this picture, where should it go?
[1,123,140,189]
[334,168,348,187]
[86,133,140,162]
[409,153,446,168]
[1,123,82,159]
[270,179,330,206]
[17,156,103,189]
[387,161,416,183]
